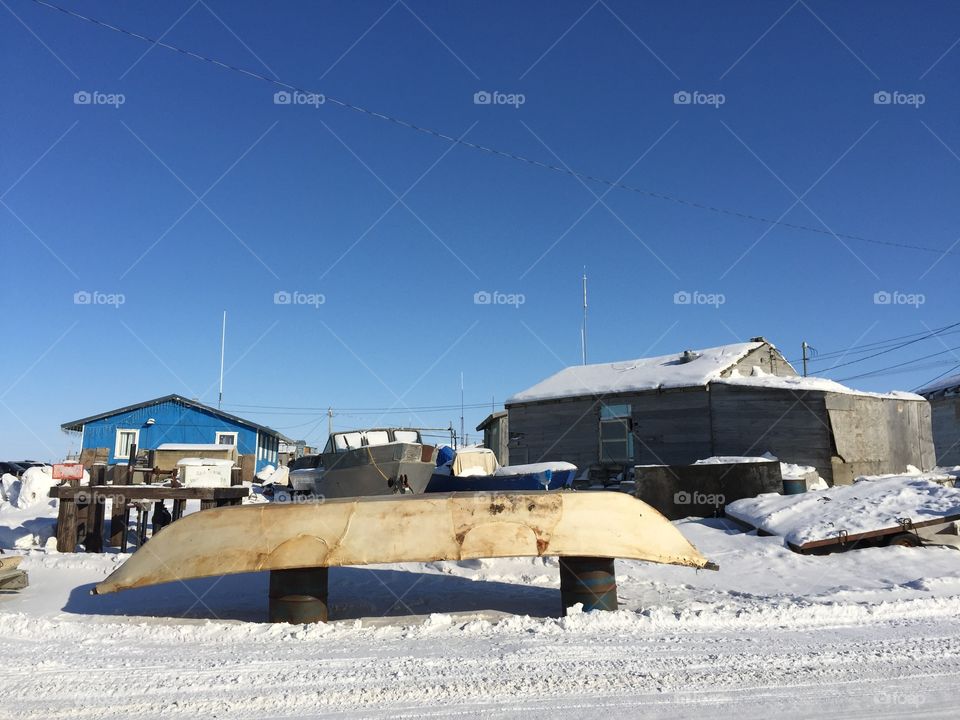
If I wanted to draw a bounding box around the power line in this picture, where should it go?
[789,323,960,364]
[819,321,960,373]
[836,346,960,382]
[222,401,495,413]
[28,0,959,259]
[913,361,960,392]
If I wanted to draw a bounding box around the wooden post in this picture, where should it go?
[86,496,105,553]
[269,567,329,623]
[125,444,137,485]
[55,497,78,552]
[109,493,128,548]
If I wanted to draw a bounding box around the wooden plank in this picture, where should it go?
[241,454,256,484]
[51,486,249,501]
[792,511,960,552]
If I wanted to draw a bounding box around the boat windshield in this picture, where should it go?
[325,429,420,454]
[364,431,390,446]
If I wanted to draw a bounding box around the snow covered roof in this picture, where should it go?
[61,393,291,442]
[917,372,960,397]
[718,369,925,400]
[506,341,925,404]
[507,342,765,404]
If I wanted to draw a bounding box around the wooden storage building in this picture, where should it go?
[505,338,935,485]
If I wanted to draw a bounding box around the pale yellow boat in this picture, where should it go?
[95,491,714,595]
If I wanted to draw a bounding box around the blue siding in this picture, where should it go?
[79,398,277,470]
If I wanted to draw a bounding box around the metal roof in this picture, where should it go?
[476,410,507,431]
[61,394,290,441]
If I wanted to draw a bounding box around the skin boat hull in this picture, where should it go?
[94,491,713,595]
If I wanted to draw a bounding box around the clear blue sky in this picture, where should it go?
[2,0,959,460]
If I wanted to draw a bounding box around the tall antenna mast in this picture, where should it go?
[460,372,465,448]
[581,269,588,365]
[218,310,226,409]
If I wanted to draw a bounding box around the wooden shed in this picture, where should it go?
[476,410,509,466]
[918,373,960,466]
[505,338,935,485]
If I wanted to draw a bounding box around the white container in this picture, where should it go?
[176,458,234,488]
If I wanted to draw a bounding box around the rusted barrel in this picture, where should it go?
[269,567,329,623]
[559,556,618,614]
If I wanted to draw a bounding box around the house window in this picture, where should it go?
[114,429,139,461]
[599,404,633,463]
[216,432,238,447]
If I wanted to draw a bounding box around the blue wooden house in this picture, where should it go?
[62,394,286,471]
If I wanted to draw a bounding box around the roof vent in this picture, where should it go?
[678,350,701,364]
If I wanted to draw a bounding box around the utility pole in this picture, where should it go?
[801,341,810,377]
[581,269,588,365]
[218,310,226,409]
[327,407,333,437]
[459,372,465,449]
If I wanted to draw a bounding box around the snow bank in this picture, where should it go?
[255,464,277,482]
[726,475,960,547]
[16,466,89,508]
[0,473,18,504]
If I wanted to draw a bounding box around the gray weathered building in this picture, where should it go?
[505,338,935,485]
[918,373,960,466]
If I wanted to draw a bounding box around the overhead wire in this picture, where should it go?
[26,0,960,258]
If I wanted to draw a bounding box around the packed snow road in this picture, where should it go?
[1,606,955,718]
[2,519,959,718]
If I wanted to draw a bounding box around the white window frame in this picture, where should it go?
[114,428,140,461]
[216,431,238,447]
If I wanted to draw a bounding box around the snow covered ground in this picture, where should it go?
[2,509,960,718]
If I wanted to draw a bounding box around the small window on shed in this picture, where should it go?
[599,404,633,464]
[114,429,139,461]
[216,432,238,446]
